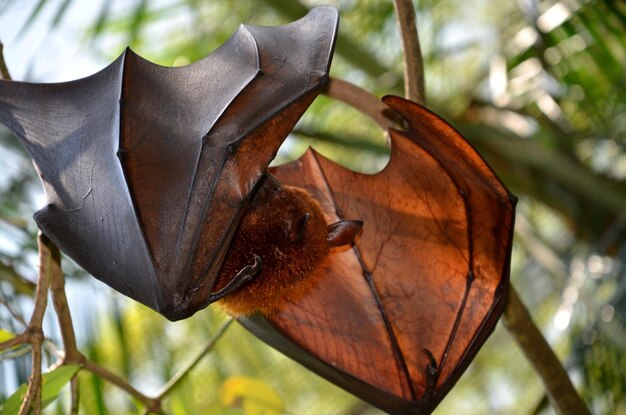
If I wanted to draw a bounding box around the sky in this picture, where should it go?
[0,0,111,82]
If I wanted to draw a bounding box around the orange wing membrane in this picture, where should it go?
[240,96,516,414]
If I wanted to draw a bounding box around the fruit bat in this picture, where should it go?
[0,7,341,320]
[0,6,516,414]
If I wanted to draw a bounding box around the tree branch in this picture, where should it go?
[18,233,55,415]
[0,41,10,80]
[0,332,29,351]
[46,243,83,413]
[392,0,425,104]
[0,295,27,327]
[48,243,82,362]
[81,359,162,413]
[49,273,163,414]
[70,376,80,415]
[503,286,590,415]
[324,78,401,130]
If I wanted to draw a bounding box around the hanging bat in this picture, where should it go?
[0,7,343,321]
[0,6,516,414]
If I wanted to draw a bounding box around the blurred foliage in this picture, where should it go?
[2,365,80,415]
[0,0,625,414]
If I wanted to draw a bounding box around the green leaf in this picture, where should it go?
[219,376,284,415]
[1,365,80,415]
[0,328,14,343]
[0,329,29,359]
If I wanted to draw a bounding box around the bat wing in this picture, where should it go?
[0,6,338,320]
[239,96,516,414]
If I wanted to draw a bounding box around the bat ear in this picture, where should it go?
[327,220,363,247]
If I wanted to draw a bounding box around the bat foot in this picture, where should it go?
[208,255,262,302]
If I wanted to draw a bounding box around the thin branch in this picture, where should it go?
[19,331,44,415]
[292,127,389,155]
[503,286,590,415]
[70,376,80,415]
[0,332,29,351]
[120,319,235,414]
[157,319,234,398]
[0,41,11,80]
[393,0,425,104]
[49,244,81,362]
[82,359,162,413]
[46,242,84,413]
[324,78,401,130]
[19,233,55,415]
[0,295,28,327]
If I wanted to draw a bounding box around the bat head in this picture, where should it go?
[214,175,362,316]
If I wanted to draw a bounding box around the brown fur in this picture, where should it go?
[214,184,330,316]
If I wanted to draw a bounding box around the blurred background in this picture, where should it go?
[0,0,624,414]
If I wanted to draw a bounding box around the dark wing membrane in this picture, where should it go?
[240,97,516,414]
[0,55,160,309]
[118,27,261,315]
[164,6,339,319]
[0,6,339,321]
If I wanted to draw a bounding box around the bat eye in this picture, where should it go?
[287,213,310,243]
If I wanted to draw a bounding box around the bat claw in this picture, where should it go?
[422,348,438,398]
[208,254,262,302]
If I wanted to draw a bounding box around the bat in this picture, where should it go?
[0,6,516,414]
[0,6,341,321]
